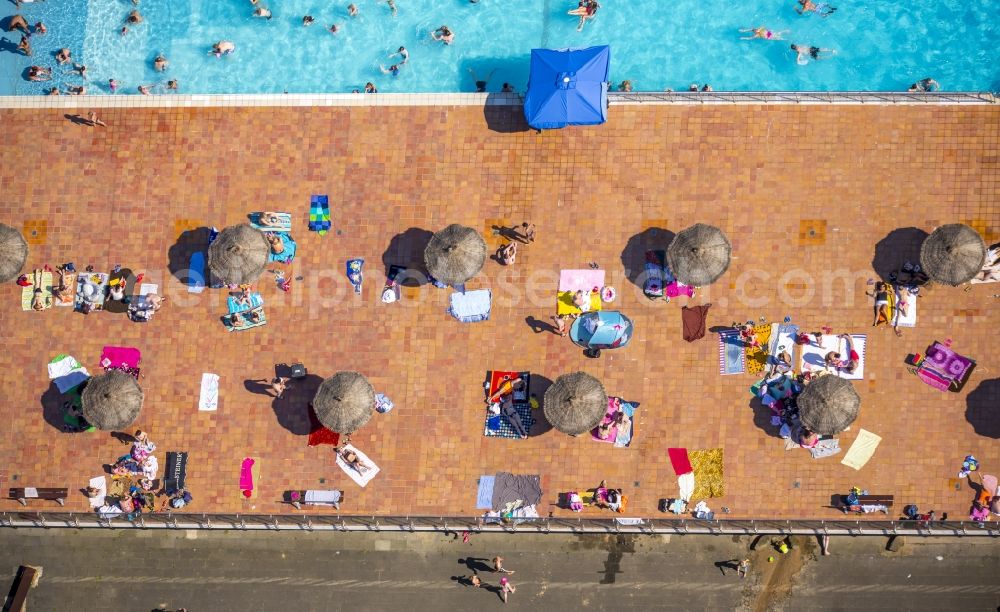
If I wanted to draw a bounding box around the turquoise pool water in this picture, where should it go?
[1,0,997,95]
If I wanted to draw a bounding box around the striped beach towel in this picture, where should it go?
[718,330,746,375]
[249,212,292,233]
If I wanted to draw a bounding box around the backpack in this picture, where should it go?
[903,504,919,520]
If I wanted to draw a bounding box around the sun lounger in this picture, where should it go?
[449,289,491,322]
[75,272,108,312]
[250,211,293,233]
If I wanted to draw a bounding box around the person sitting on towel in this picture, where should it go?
[259,212,283,227]
[500,396,529,439]
[573,289,592,312]
[266,232,285,254]
[838,334,860,374]
[497,242,517,265]
[799,427,819,449]
[338,446,372,474]
[486,377,524,404]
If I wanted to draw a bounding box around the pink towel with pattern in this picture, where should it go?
[239,458,255,490]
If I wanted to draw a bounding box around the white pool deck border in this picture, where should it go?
[0,91,994,109]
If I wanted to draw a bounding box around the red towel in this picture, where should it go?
[668,448,693,476]
[307,407,341,447]
[681,304,711,342]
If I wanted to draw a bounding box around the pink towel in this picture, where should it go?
[668,448,693,476]
[559,269,606,292]
[101,346,142,369]
[239,458,255,490]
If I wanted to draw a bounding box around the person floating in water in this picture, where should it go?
[796,0,836,17]
[253,6,272,20]
[390,46,409,64]
[380,63,401,77]
[211,41,236,57]
[908,78,940,92]
[791,44,835,64]
[740,26,788,40]
[568,0,600,32]
[154,54,168,72]
[364,81,377,93]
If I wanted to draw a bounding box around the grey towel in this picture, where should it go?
[491,472,542,511]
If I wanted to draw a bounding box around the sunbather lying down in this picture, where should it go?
[31,268,46,311]
[337,446,371,473]
[266,232,285,254]
[258,212,283,227]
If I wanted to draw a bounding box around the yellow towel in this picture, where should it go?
[841,429,882,470]
[690,448,725,499]
[745,324,772,375]
[21,271,53,311]
[556,290,603,316]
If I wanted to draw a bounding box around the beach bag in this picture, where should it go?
[375,393,394,414]
[903,504,919,520]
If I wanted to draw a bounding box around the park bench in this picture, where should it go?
[8,487,69,507]
[4,565,40,612]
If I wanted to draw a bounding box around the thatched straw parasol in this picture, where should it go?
[207,224,271,285]
[424,224,487,286]
[543,372,608,436]
[797,375,860,435]
[81,370,144,431]
[920,223,987,286]
[313,372,375,434]
[0,223,28,284]
[666,223,732,287]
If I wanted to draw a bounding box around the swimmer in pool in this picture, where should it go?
[127,10,143,24]
[212,41,236,57]
[348,3,358,16]
[167,79,178,90]
[467,67,494,92]
[740,26,788,40]
[56,48,72,64]
[138,84,151,95]
[380,63,401,77]
[431,25,454,44]
[908,78,940,92]
[73,63,87,78]
[328,23,341,34]
[302,15,315,26]
[364,82,377,93]
[791,44,835,64]
[154,54,168,71]
[796,0,836,17]
[390,46,409,64]
[254,6,272,19]
[109,78,118,92]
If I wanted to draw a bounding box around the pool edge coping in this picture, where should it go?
[0,91,995,109]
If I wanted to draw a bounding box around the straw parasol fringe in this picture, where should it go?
[797,375,860,435]
[313,371,376,434]
[0,223,28,284]
[423,224,487,286]
[543,372,608,436]
[920,223,987,286]
[207,224,271,285]
[666,223,732,287]
[81,370,144,431]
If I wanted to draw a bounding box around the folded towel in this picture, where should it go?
[88,476,107,508]
[841,429,882,470]
[678,472,695,502]
[199,373,219,411]
[476,475,496,510]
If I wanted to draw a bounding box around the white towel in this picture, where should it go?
[88,476,107,508]
[199,373,219,411]
[836,335,866,380]
[799,335,836,373]
[894,288,917,327]
[841,429,882,471]
[305,490,341,505]
[139,283,158,296]
[48,355,81,379]
[335,444,380,488]
[678,472,695,502]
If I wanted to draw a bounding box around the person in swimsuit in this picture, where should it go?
[212,41,236,57]
[30,269,46,311]
[740,26,788,40]
[380,63,401,77]
[497,241,517,265]
[364,82,377,93]
[154,54,168,71]
[486,377,524,404]
[468,68,494,92]
[56,48,73,64]
[908,78,940,92]
[27,66,51,81]
[791,44,835,64]
[265,232,285,254]
[431,25,454,44]
[338,446,371,473]
[127,10,143,24]
[838,334,860,373]
[569,0,600,31]
[390,46,409,64]
[799,427,819,448]
[796,0,836,16]
[618,80,633,92]
[258,211,282,227]
[7,14,30,34]
[302,15,315,26]
[34,21,46,35]
[867,281,891,328]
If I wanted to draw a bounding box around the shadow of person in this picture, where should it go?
[714,559,739,575]
[871,227,929,282]
[620,227,675,292]
[111,431,137,445]
[270,374,324,435]
[167,227,212,286]
[244,378,276,397]
[40,382,72,432]
[459,557,493,573]
[381,227,433,286]
[965,378,1000,439]
[524,315,554,334]
[64,113,95,126]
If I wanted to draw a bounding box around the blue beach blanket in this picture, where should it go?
[449,289,491,322]
[484,403,536,439]
[267,233,297,263]
[346,259,364,294]
[188,251,206,294]
[476,475,496,509]
[227,292,263,314]
[308,196,331,234]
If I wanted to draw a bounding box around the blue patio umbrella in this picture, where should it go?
[523,46,610,130]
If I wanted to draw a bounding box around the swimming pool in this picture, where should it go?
[1,0,996,96]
